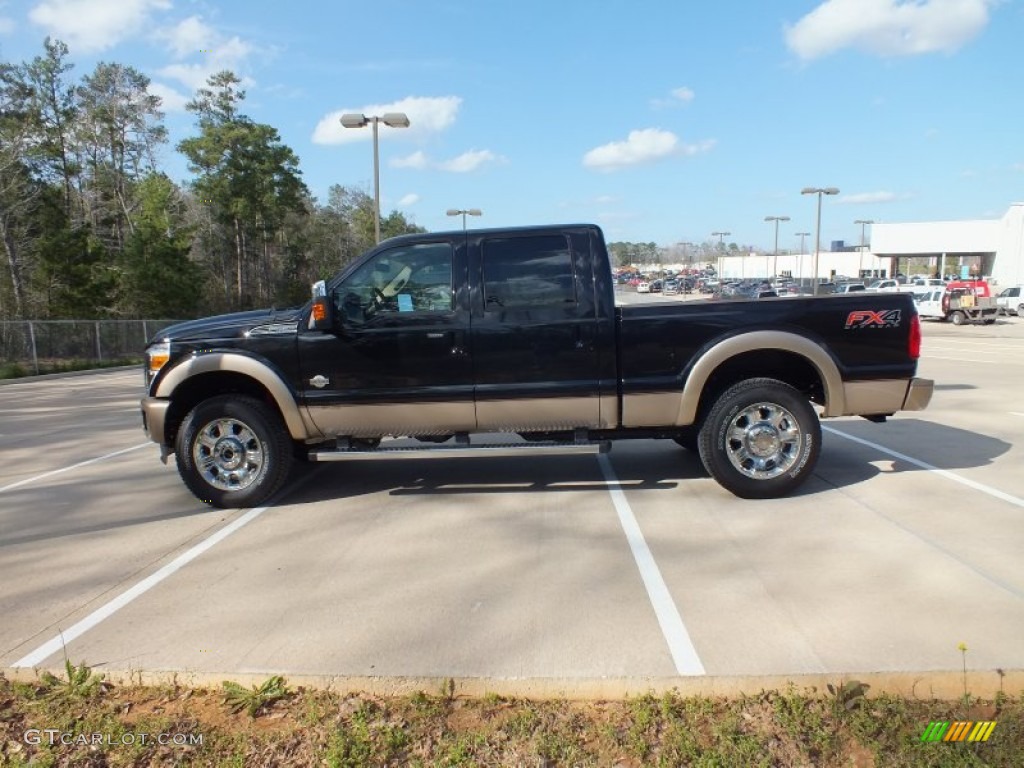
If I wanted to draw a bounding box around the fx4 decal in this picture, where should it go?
[844,309,902,329]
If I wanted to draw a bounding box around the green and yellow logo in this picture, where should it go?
[920,721,996,743]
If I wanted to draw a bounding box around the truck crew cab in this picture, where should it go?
[142,224,933,508]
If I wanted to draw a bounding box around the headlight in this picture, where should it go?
[145,341,171,387]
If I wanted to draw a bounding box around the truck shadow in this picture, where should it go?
[284,441,699,505]
[807,417,1012,494]
[283,417,1012,505]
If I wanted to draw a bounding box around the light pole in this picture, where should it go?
[340,112,410,244]
[446,208,482,231]
[677,241,696,268]
[795,232,810,290]
[801,187,839,295]
[712,232,730,278]
[764,215,790,280]
[854,218,874,279]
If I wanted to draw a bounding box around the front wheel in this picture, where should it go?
[950,311,965,326]
[1017,304,1024,318]
[175,395,293,508]
[698,378,821,499]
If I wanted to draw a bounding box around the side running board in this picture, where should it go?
[308,440,611,462]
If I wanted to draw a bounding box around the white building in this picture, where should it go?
[871,203,1024,287]
[715,250,887,282]
[714,203,1024,287]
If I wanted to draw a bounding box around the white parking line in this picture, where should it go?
[0,443,150,494]
[597,454,706,676]
[823,427,1024,508]
[12,504,272,668]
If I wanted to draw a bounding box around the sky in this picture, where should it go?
[1,0,1022,252]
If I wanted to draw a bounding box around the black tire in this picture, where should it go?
[697,378,820,499]
[175,395,293,508]
[950,311,965,326]
[1017,304,1024,317]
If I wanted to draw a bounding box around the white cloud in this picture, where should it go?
[651,86,696,109]
[837,191,900,204]
[583,129,713,172]
[156,36,255,91]
[156,15,216,59]
[312,96,462,145]
[391,148,505,173]
[0,16,15,35]
[398,193,420,206]
[148,81,189,113]
[392,151,430,170]
[29,0,171,52]
[437,149,500,173]
[785,0,995,61]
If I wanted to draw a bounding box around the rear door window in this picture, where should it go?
[481,235,576,309]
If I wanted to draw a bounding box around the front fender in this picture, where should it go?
[155,351,315,440]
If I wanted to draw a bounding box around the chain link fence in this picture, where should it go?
[0,320,182,376]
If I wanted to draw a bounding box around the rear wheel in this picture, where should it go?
[698,378,820,499]
[175,395,293,508]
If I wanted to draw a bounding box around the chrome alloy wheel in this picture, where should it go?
[724,402,802,480]
[192,417,265,492]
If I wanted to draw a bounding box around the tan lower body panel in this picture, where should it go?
[308,396,612,437]
[841,379,911,416]
[475,396,608,431]
[306,402,476,438]
[621,392,686,428]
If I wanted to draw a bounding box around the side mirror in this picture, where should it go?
[308,280,334,331]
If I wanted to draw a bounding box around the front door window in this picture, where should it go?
[335,242,454,325]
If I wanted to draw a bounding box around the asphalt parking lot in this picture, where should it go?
[2,306,1023,697]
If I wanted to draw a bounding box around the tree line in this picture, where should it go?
[0,38,423,321]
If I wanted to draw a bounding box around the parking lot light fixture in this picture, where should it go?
[446,208,482,231]
[340,112,411,243]
[712,231,731,250]
[764,215,790,279]
[801,188,839,295]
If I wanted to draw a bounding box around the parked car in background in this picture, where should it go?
[833,282,867,294]
[663,279,680,295]
[636,281,651,293]
[866,279,902,292]
[996,285,1024,316]
[650,279,663,293]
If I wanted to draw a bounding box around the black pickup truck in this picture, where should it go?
[141,224,933,507]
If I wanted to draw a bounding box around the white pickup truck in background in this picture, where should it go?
[996,285,1024,316]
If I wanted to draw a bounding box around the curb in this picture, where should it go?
[3,667,1020,701]
[0,365,139,386]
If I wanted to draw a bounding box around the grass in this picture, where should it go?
[0,357,141,379]
[1,667,1021,767]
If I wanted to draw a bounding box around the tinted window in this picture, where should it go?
[335,242,453,324]
[482,235,576,309]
